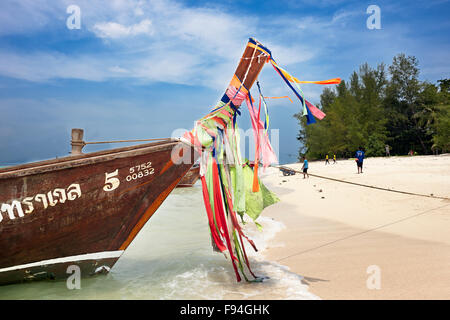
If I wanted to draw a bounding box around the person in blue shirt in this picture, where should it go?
[301,156,309,179]
[355,147,365,174]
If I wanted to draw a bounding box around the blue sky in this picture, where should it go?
[0,0,449,165]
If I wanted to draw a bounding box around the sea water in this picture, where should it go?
[0,183,318,300]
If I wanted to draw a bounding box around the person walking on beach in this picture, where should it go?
[325,154,330,165]
[333,154,337,164]
[301,156,309,179]
[355,147,365,174]
[385,145,390,157]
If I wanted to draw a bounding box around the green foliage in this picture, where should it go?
[432,105,450,152]
[366,133,386,157]
[296,53,450,159]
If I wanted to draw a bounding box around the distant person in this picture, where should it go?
[333,154,337,164]
[301,156,309,179]
[355,147,365,174]
[385,145,390,157]
[325,154,330,165]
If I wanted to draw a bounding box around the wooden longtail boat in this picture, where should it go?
[0,38,269,285]
[0,138,197,285]
[176,165,200,188]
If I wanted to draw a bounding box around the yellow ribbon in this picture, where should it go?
[270,60,341,85]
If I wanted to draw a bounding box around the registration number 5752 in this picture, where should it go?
[126,161,155,181]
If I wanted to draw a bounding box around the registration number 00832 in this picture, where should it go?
[126,162,155,182]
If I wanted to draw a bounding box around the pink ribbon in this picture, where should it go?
[246,97,278,169]
[305,99,326,120]
[226,85,248,106]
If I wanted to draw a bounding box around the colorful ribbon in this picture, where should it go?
[183,40,338,283]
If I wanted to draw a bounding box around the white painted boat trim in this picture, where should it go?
[0,250,124,273]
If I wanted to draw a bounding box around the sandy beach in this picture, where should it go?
[259,154,450,300]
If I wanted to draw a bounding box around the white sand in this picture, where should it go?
[259,155,450,299]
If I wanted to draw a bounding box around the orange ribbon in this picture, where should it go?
[270,60,341,85]
[264,96,294,103]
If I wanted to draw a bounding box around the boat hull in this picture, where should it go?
[0,251,120,284]
[176,166,200,188]
[0,140,198,285]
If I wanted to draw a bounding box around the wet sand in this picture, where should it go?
[259,155,450,299]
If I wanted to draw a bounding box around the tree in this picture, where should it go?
[431,79,450,152]
[296,62,388,159]
[296,55,447,159]
[384,53,431,154]
[432,107,450,152]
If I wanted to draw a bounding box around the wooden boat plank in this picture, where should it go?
[0,140,180,179]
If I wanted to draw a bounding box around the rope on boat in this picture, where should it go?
[84,138,173,145]
[274,165,450,201]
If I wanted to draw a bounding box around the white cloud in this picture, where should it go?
[0,0,63,36]
[0,0,407,90]
[0,0,265,88]
[92,19,154,38]
[0,51,109,82]
[331,9,361,24]
[109,65,129,73]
